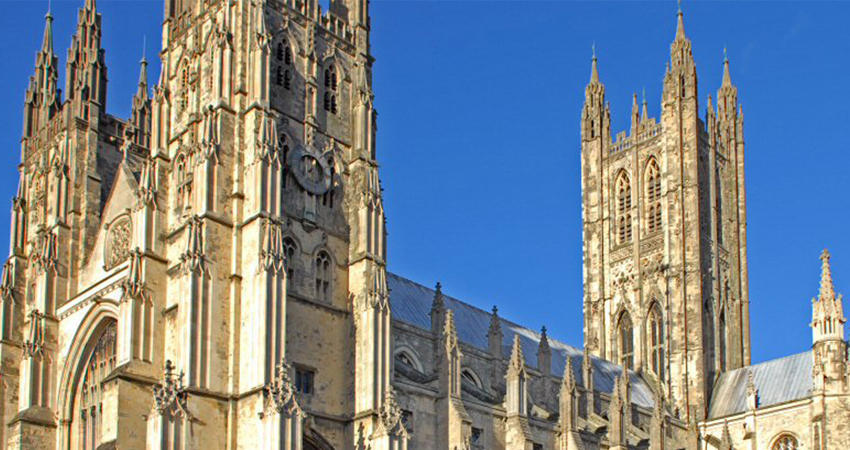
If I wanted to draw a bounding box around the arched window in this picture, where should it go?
[395,349,423,373]
[644,159,662,233]
[323,66,338,114]
[772,434,798,450]
[275,41,292,90]
[315,251,331,303]
[283,237,297,284]
[175,154,192,211]
[616,172,633,244]
[74,321,117,450]
[461,369,483,389]
[648,304,665,380]
[618,312,634,370]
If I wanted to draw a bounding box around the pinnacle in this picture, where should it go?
[820,249,836,302]
[509,334,525,369]
[675,0,686,41]
[589,43,600,84]
[42,6,54,55]
[722,51,732,87]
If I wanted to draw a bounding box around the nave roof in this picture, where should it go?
[387,272,656,409]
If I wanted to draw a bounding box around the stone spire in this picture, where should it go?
[641,88,649,123]
[746,369,759,410]
[589,43,599,84]
[630,93,640,135]
[488,305,503,358]
[722,47,732,87]
[509,334,525,375]
[137,42,149,100]
[42,7,54,56]
[675,0,686,41]
[537,326,552,376]
[430,281,446,334]
[812,249,846,343]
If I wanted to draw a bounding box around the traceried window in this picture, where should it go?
[315,251,331,303]
[323,66,338,114]
[772,434,798,450]
[616,172,633,244]
[283,237,297,285]
[648,304,665,380]
[75,322,117,450]
[618,312,634,370]
[644,159,662,233]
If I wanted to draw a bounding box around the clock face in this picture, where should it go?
[289,145,332,195]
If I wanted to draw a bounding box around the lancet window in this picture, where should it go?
[618,312,634,370]
[315,251,331,303]
[616,172,633,244]
[647,304,665,380]
[644,159,662,233]
[323,66,338,114]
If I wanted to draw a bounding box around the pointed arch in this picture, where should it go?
[282,235,299,286]
[394,346,424,373]
[646,300,665,380]
[615,170,633,244]
[616,309,634,370]
[56,303,120,449]
[644,157,662,234]
[322,61,339,115]
[461,368,483,389]
[314,249,333,303]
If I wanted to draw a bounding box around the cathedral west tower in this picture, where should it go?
[580,7,751,421]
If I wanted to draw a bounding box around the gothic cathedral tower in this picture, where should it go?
[580,8,751,421]
[1,0,405,446]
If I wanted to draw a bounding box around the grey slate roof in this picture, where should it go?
[708,351,813,419]
[387,272,656,409]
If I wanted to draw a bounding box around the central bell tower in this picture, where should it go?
[580,7,751,421]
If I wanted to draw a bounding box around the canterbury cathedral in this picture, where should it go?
[2,0,848,447]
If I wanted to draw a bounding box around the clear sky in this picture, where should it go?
[1,1,848,365]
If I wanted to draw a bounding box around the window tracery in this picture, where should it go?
[772,434,798,450]
[644,159,662,233]
[315,251,331,303]
[323,66,338,114]
[75,322,117,450]
[283,237,297,284]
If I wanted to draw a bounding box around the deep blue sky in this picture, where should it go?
[1,1,848,364]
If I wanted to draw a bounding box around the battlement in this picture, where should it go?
[609,121,661,155]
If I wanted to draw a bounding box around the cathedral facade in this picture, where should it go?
[0,0,847,449]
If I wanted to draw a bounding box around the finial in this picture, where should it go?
[675,0,686,40]
[592,41,596,61]
[47,0,52,17]
[142,35,147,63]
[819,249,836,302]
[724,45,728,63]
[589,43,600,84]
[677,0,682,14]
[642,88,647,104]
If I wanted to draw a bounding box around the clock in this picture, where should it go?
[289,144,332,195]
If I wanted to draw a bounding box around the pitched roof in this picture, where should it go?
[708,351,813,419]
[387,272,656,408]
